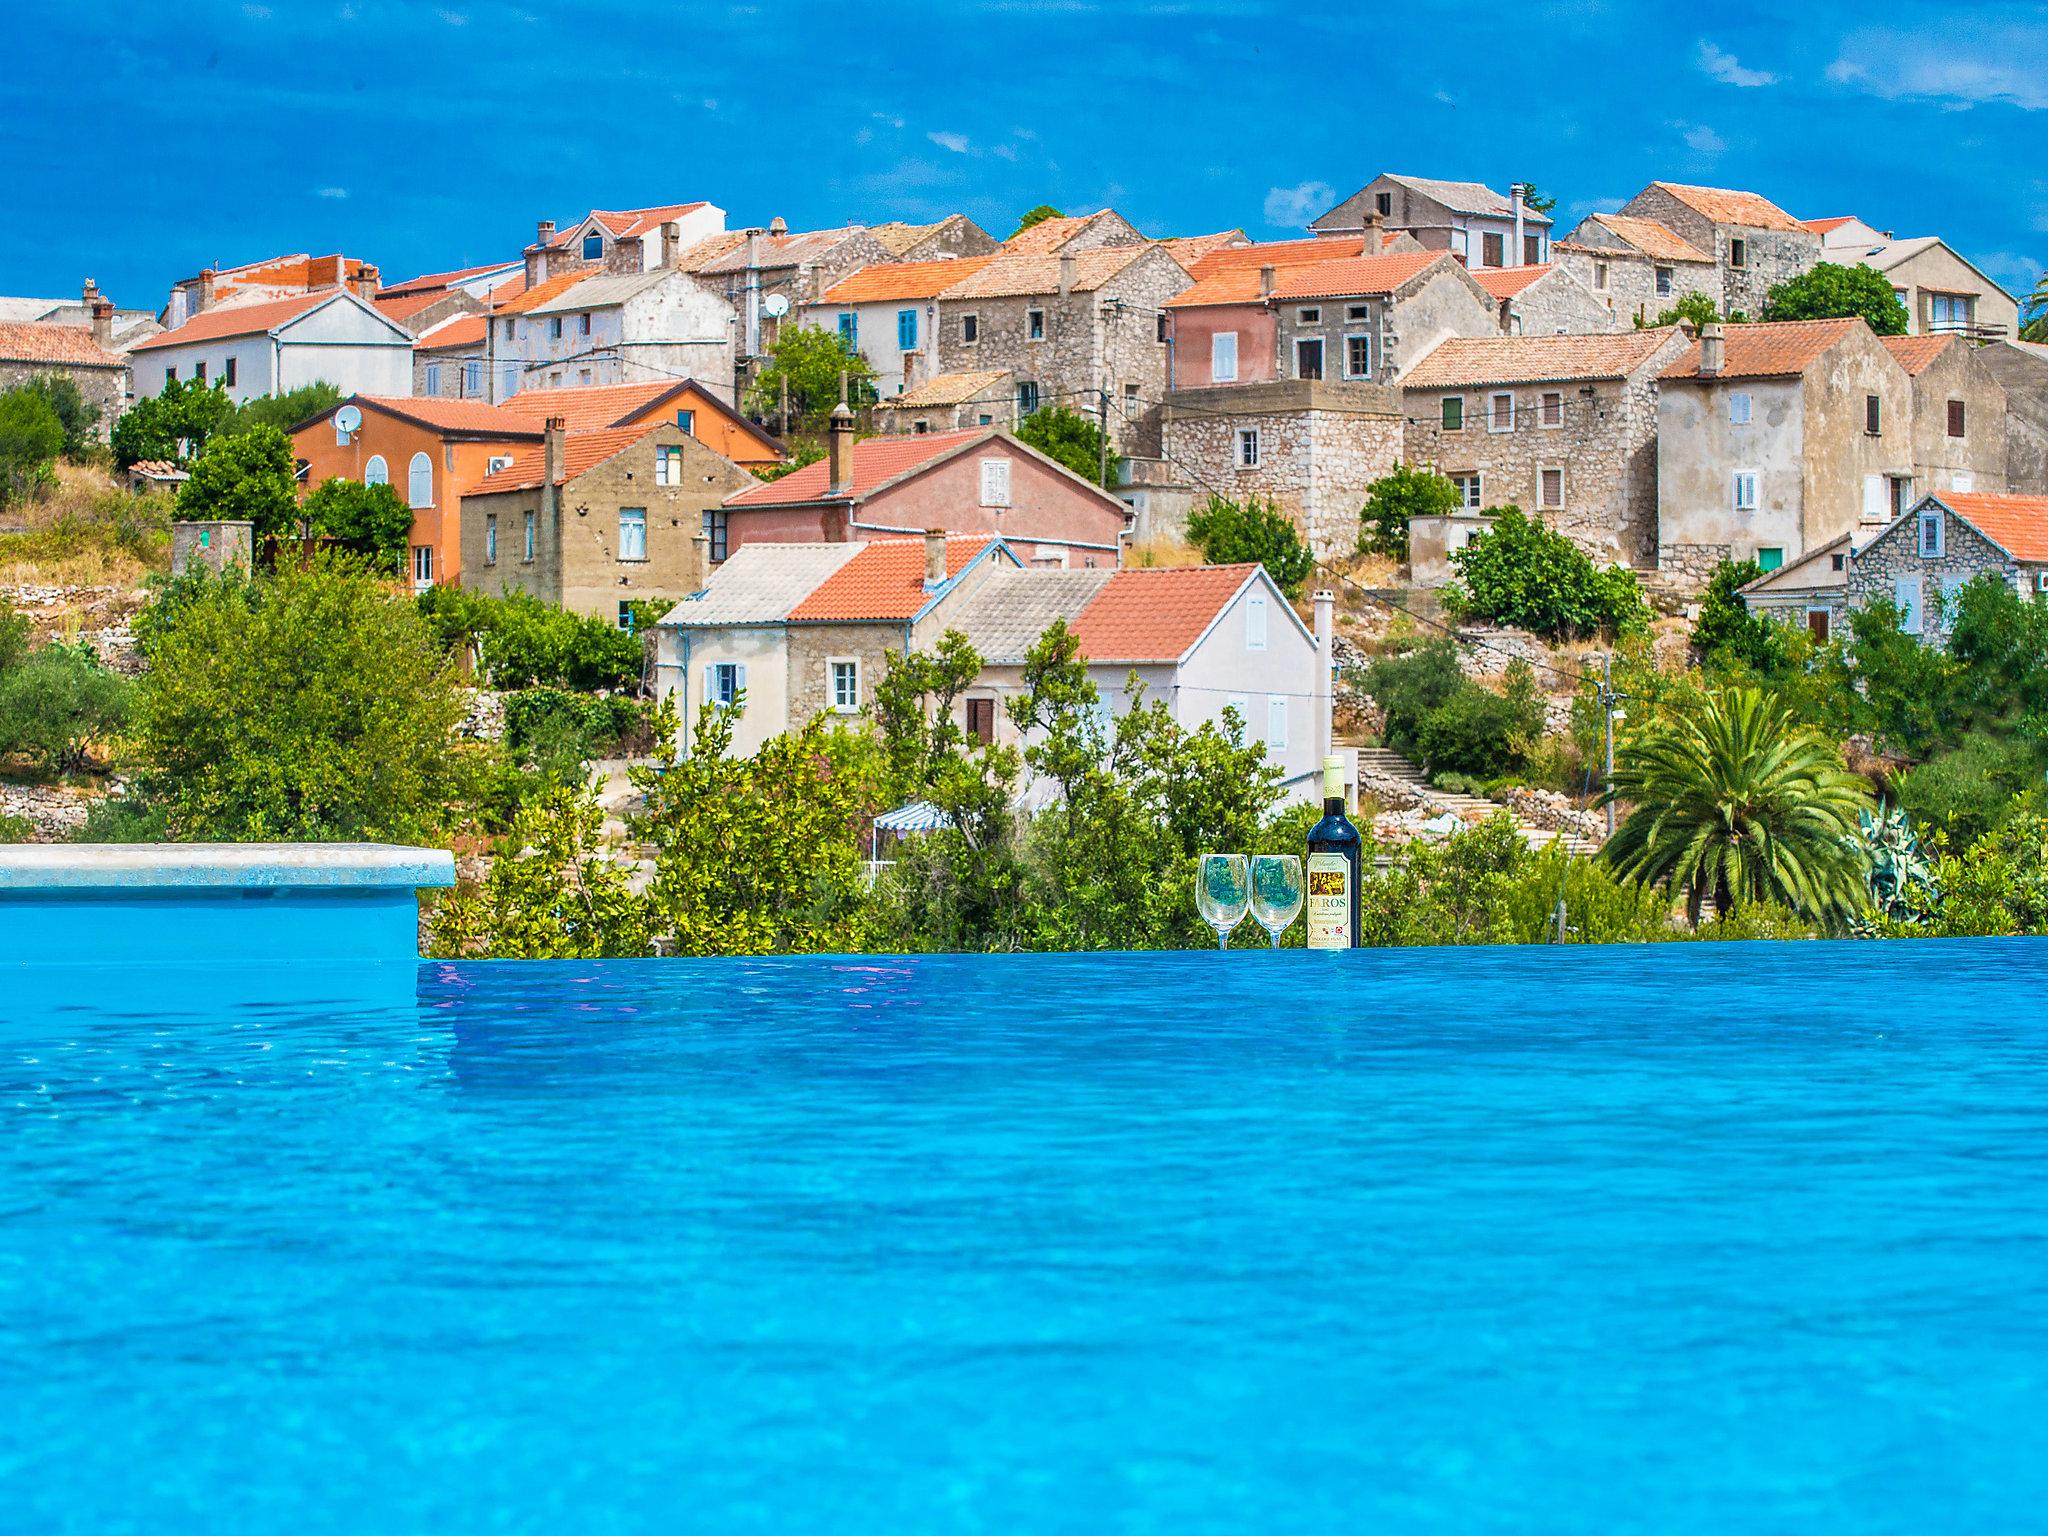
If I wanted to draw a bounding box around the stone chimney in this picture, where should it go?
[923,528,947,589]
[354,264,381,302]
[543,416,566,485]
[90,297,113,349]
[661,219,681,267]
[1510,183,1527,266]
[827,399,855,497]
[1259,264,1276,299]
[768,215,788,236]
[1313,589,1335,766]
[197,269,217,313]
[1058,252,1077,298]
[1699,322,1725,379]
[82,277,99,308]
[537,219,556,247]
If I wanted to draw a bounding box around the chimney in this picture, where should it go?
[354,263,380,302]
[82,277,99,308]
[827,399,855,496]
[1313,589,1335,767]
[1699,322,1725,379]
[1511,183,1527,267]
[923,529,947,589]
[661,219,681,267]
[536,219,556,247]
[1259,264,1276,299]
[197,269,217,313]
[1058,252,1077,298]
[543,416,566,486]
[90,298,113,349]
[768,215,788,236]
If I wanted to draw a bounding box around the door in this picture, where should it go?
[1295,338,1324,380]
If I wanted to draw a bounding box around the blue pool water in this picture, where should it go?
[5,942,2047,1534]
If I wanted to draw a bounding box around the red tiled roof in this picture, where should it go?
[1165,237,1375,308]
[495,381,689,431]
[354,395,538,437]
[210,253,369,294]
[1568,215,1714,264]
[1941,493,2048,561]
[727,427,992,506]
[381,262,517,296]
[1004,211,1116,254]
[0,322,125,368]
[416,314,486,352]
[1660,318,1861,380]
[1474,264,1553,300]
[821,255,996,303]
[938,245,1152,300]
[1801,216,1860,236]
[129,291,343,351]
[494,269,595,314]
[1403,328,1682,388]
[374,288,454,322]
[1271,250,1454,301]
[1068,564,1261,663]
[788,534,998,621]
[470,422,663,493]
[1880,334,1957,376]
[581,202,711,242]
[1158,230,1250,268]
[1650,183,1807,234]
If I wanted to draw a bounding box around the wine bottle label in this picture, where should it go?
[1305,852,1352,949]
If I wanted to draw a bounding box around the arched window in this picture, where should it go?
[364,455,388,486]
[408,452,433,508]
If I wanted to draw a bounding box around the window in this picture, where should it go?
[407,452,432,508]
[618,507,647,561]
[976,413,992,427]
[675,408,695,435]
[1265,695,1288,752]
[828,659,860,713]
[1450,473,1482,509]
[836,312,857,347]
[1865,395,1882,435]
[1729,391,1752,425]
[412,545,433,586]
[223,357,236,387]
[897,308,918,351]
[1297,307,1321,324]
[618,601,636,632]
[578,313,591,336]
[1929,293,1973,334]
[1246,593,1268,651]
[1016,381,1040,415]
[1375,191,1392,217]
[1896,575,1924,635]
[1235,427,1260,469]
[655,444,683,486]
[1807,609,1831,643]
[425,363,442,395]
[1831,552,1847,572]
[164,365,176,383]
[485,514,497,565]
[1951,470,1975,493]
[549,317,563,341]
[1655,266,1673,297]
[1027,309,1045,340]
[194,360,206,381]
[364,454,388,487]
[1226,694,1251,736]
[912,419,930,434]
[1211,330,1239,381]
[1344,333,1371,379]
[1441,396,1464,431]
[1919,509,1944,558]
[1482,231,1505,267]
[1488,392,1514,432]
[1123,382,1138,419]
[1947,399,1966,438]
[1540,391,1562,427]
[1539,467,1564,509]
[582,231,603,260]
[1862,474,1887,521]
[979,458,1012,507]
[1156,312,1168,342]
[1729,237,1747,269]
[577,368,593,386]
[500,365,520,399]
[961,313,979,344]
[1346,304,1368,322]
[1757,547,1783,572]
[966,696,995,745]
[709,661,744,706]
[1594,260,1610,291]
[1732,470,1758,511]
[701,508,727,563]
[1295,338,1324,380]
[464,360,482,396]
[502,320,517,343]
[1523,233,1543,266]
[524,510,536,562]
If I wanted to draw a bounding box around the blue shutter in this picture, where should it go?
[837,312,857,347]
[898,309,917,351]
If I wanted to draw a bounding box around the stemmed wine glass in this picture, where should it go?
[1196,854,1250,950]
[1249,854,1304,948]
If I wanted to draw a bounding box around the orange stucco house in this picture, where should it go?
[495,380,784,469]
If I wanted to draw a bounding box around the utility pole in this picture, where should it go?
[779,374,790,439]
[1601,651,1617,838]
[1097,385,1111,486]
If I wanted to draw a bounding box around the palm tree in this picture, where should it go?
[1601,687,1873,925]
[2023,272,2048,343]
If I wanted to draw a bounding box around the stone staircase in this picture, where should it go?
[1353,746,1602,858]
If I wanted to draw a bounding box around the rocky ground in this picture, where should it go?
[2,581,150,675]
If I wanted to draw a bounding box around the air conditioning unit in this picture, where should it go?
[487,455,514,474]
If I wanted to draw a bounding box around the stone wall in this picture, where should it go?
[1618,186,1819,320]
[784,623,903,731]
[1274,265,1496,386]
[1505,786,1604,839]
[1977,342,2048,495]
[1553,233,1719,326]
[1505,267,1622,336]
[172,520,254,574]
[0,360,125,442]
[1656,540,1732,591]
[1846,501,2018,648]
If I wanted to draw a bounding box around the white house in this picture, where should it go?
[127,289,414,403]
[490,268,736,404]
[526,202,728,284]
[811,255,995,399]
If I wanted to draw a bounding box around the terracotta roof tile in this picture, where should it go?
[381,262,518,296]
[1650,183,1808,234]
[542,203,711,248]
[416,314,487,351]
[1880,334,1957,376]
[673,231,750,271]
[727,427,993,506]
[1165,237,1375,308]
[1068,564,1261,663]
[374,288,455,323]
[129,291,345,351]
[0,322,125,368]
[877,369,1012,409]
[1474,263,1554,300]
[349,395,538,437]
[1571,215,1714,264]
[1940,493,2048,561]
[696,227,869,276]
[495,381,688,431]
[1004,212,1113,254]
[1660,318,1861,381]
[821,256,996,304]
[938,246,1151,300]
[494,270,595,314]
[788,534,999,622]
[471,422,662,493]
[1801,216,1860,236]
[1404,328,1682,388]
[1271,250,1454,301]
[1159,230,1250,268]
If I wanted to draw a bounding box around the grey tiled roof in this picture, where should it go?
[946,569,1114,663]
[1386,175,1554,224]
[518,269,675,314]
[658,542,862,627]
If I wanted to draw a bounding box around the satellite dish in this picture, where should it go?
[334,404,363,435]
[762,294,790,319]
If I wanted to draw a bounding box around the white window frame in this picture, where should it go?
[1343,332,1372,379]
[363,454,388,487]
[485,513,497,565]
[1210,330,1238,382]
[1246,593,1268,652]
[1488,392,1515,433]
[1862,474,1888,522]
[1297,306,1321,324]
[412,544,433,586]
[1451,473,1482,510]
[407,451,433,508]
[655,444,683,487]
[827,657,861,713]
[1729,391,1752,425]
[617,506,647,562]
[1538,465,1565,510]
[1235,427,1260,470]
[709,661,744,707]
[1732,470,1758,512]
[979,457,1012,507]
[1950,470,1975,494]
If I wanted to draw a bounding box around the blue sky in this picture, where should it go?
[5,0,2043,311]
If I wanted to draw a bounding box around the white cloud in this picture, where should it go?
[316,187,349,199]
[1697,40,1776,88]
[241,3,271,16]
[993,143,1018,161]
[928,131,971,154]
[1680,123,1726,154]
[1975,250,2044,291]
[1263,180,1334,228]
[702,97,718,111]
[1829,24,2048,110]
[1433,88,1456,106]
[872,111,905,129]
[438,8,467,23]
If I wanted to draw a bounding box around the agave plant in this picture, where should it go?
[1601,686,1874,925]
[1858,800,1935,926]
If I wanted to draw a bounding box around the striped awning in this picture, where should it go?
[874,801,951,834]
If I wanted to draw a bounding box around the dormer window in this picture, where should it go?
[582,230,603,261]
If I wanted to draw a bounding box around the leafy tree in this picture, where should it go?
[176,424,300,543]
[1015,403,1122,486]
[109,378,235,469]
[1840,596,1962,758]
[1896,733,2044,849]
[1516,184,1558,215]
[131,560,471,840]
[2023,273,2048,344]
[742,324,877,426]
[1643,292,1721,330]
[303,476,412,570]
[430,783,650,958]
[14,373,99,458]
[1761,262,1908,334]
[227,382,343,437]
[502,689,649,783]
[1359,462,1459,561]
[1366,638,1542,778]
[1869,812,2048,938]
[1690,558,1792,672]
[1184,492,1315,598]
[0,640,130,776]
[1602,685,1873,924]
[0,597,30,671]
[1443,505,1650,640]
[0,390,64,506]
[750,439,823,483]
[1013,205,1064,235]
[417,586,643,692]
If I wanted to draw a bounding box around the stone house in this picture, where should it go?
[1879,334,2008,498]
[679,222,896,364]
[374,284,483,349]
[1806,219,2020,340]
[1655,318,1916,587]
[1159,380,1401,558]
[1272,252,1500,386]
[873,369,1016,435]
[460,418,753,624]
[1736,531,1850,643]
[1474,264,1620,336]
[487,267,735,404]
[1400,328,1688,567]
[161,253,379,330]
[1001,209,1147,256]
[1161,236,1378,390]
[0,308,128,441]
[1845,492,2048,646]
[1310,175,1552,269]
[1552,214,1720,326]
[721,418,1130,568]
[1977,341,2048,495]
[811,256,997,399]
[869,215,1000,261]
[412,314,488,399]
[128,288,415,405]
[933,245,1190,454]
[2,280,159,350]
[1612,183,1819,320]
[521,202,727,286]
[494,379,783,470]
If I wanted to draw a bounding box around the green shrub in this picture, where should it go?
[14,374,100,459]
[303,477,412,571]
[110,378,235,469]
[1898,734,2044,849]
[1359,463,1460,561]
[0,390,65,506]
[1442,506,1650,640]
[176,425,299,542]
[1691,558,1792,672]
[417,587,644,692]
[1185,492,1315,599]
[0,641,131,776]
[1015,404,1122,486]
[0,813,33,843]
[1367,639,1543,778]
[504,688,652,781]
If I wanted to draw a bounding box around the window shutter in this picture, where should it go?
[703,664,717,701]
[734,664,748,702]
[1895,577,1922,634]
[1246,594,1267,651]
[1211,331,1237,381]
[980,458,1011,507]
[1863,475,1886,520]
[1266,695,1288,751]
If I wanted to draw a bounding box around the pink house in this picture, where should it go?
[719,423,1129,569]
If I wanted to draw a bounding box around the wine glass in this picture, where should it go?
[1249,854,1304,948]
[1196,854,1250,950]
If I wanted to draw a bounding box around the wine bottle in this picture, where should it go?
[1305,754,1361,950]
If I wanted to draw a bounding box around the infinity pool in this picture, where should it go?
[5,943,2046,1533]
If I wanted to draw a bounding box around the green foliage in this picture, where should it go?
[1184,492,1315,599]
[742,325,877,426]
[1857,801,1936,927]
[1602,685,1874,925]
[1896,733,2044,849]
[1359,462,1459,561]
[503,688,650,782]
[416,585,643,692]
[0,639,130,777]
[176,424,299,542]
[131,560,470,840]
[0,389,65,506]
[303,476,412,570]
[1013,205,1064,234]
[749,439,824,483]
[1761,262,1908,334]
[133,561,262,661]
[227,382,343,437]
[0,598,29,671]
[13,373,99,459]
[1368,640,1542,778]
[1015,404,1122,486]
[110,378,235,469]
[2023,273,2048,344]
[1644,292,1721,330]
[1516,184,1558,214]
[1690,558,1792,672]
[0,813,31,842]
[1442,506,1650,640]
